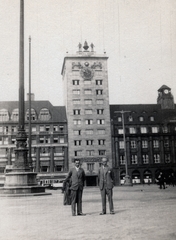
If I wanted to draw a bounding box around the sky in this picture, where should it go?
[0,0,176,106]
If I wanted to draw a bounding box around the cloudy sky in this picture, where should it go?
[0,0,176,106]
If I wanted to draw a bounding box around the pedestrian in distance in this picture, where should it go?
[98,157,115,215]
[157,172,165,189]
[64,159,86,216]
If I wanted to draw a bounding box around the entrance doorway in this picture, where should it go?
[86,176,97,186]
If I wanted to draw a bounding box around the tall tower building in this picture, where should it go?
[61,42,112,186]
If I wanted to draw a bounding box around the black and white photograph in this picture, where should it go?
[0,1,176,239]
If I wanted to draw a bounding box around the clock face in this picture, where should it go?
[80,67,94,80]
[164,89,169,94]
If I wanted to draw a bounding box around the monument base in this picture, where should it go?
[0,171,51,197]
[123,175,133,186]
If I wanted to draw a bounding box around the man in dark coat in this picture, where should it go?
[64,159,86,216]
[98,157,115,215]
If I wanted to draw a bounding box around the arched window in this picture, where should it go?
[39,108,51,121]
[26,108,37,121]
[0,109,9,121]
[11,109,19,121]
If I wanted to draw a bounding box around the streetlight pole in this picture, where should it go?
[115,110,132,186]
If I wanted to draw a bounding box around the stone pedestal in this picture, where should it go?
[0,171,50,196]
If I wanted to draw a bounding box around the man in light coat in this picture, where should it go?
[64,159,86,216]
[98,157,115,215]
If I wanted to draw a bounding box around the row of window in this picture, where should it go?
[119,153,171,165]
[0,108,51,122]
[0,125,64,134]
[73,109,104,115]
[74,139,105,146]
[0,136,65,145]
[73,129,105,135]
[72,79,103,86]
[74,150,106,157]
[72,89,103,95]
[73,99,104,105]
[116,116,155,122]
[117,126,170,134]
[73,119,105,125]
[119,139,170,149]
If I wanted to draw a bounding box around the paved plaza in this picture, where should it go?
[0,184,176,240]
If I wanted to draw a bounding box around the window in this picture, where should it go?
[128,116,133,122]
[119,141,124,149]
[0,127,3,132]
[11,138,16,144]
[85,119,93,125]
[53,125,59,132]
[32,138,37,145]
[4,137,8,144]
[142,154,149,164]
[142,140,148,148]
[59,138,64,144]
[32,126,36,132]
[118,117,122,122]
[73,109,81,115]
[87,163,94,171]
[26,108,37,121]
[12,109,19,121]
[4,126,8,134]
[39,137,44,144]
[131,155,138,164]
[96,99,104,105]
[74,140,81,146]
[131,141,136,149]
[97,119,105,125]
[97,109,104,115]
[85,109,93,114]
[39,108,51,121]
[96,89,103,95]
[150,116,154,121]
[86,140,93,145]
[72,89,80,95]
[140,127,147,134]
[165,154,171,163]
[154,154,160,163]
[53,137,58,143]
[98,139,105,145]
[11,126,17,133]
[164,139,169,147]
[98,150,106,156]
[74,130,81,135]
[45,137,50,144]
[129,127,136,134]
[120,155,125,165]
[152,127,158,133]
[86,150,94,156]
[84,99,92,105]
[153,140,159,148]
[55,165,62,172]
[97,129,105,135]
[118,128,123,134]
[74,150,82,156]
[95,80,103,85]
[85,129,93,135]
[84,89,92,94]
[163,126,168,133]
[73,99,80,104]
[41,166,48,172]
[39,125,45,132]
[72,80,79,85]
[73,119,81,125]
[0,109,9,121]
[139,116,144,121]
[45,125,50,132]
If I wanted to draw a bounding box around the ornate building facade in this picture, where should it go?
[61,42,112,186]
[110,85,176,185]
[0,98,68,185]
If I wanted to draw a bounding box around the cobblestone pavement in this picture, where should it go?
[0,184,176,240]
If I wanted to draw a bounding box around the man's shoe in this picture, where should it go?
[72,213,76,216]
[100,212,106,215]
[110,212,115,214]
[77,213,86,216]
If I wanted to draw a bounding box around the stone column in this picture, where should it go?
[50,147,54,172]
[171,136,176,163]
[160,136,164,163]
[149,137,153,164]
[137,137,142,165]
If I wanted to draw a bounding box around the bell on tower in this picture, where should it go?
[157,85,175,109]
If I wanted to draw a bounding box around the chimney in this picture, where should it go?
[27,93,35,101]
